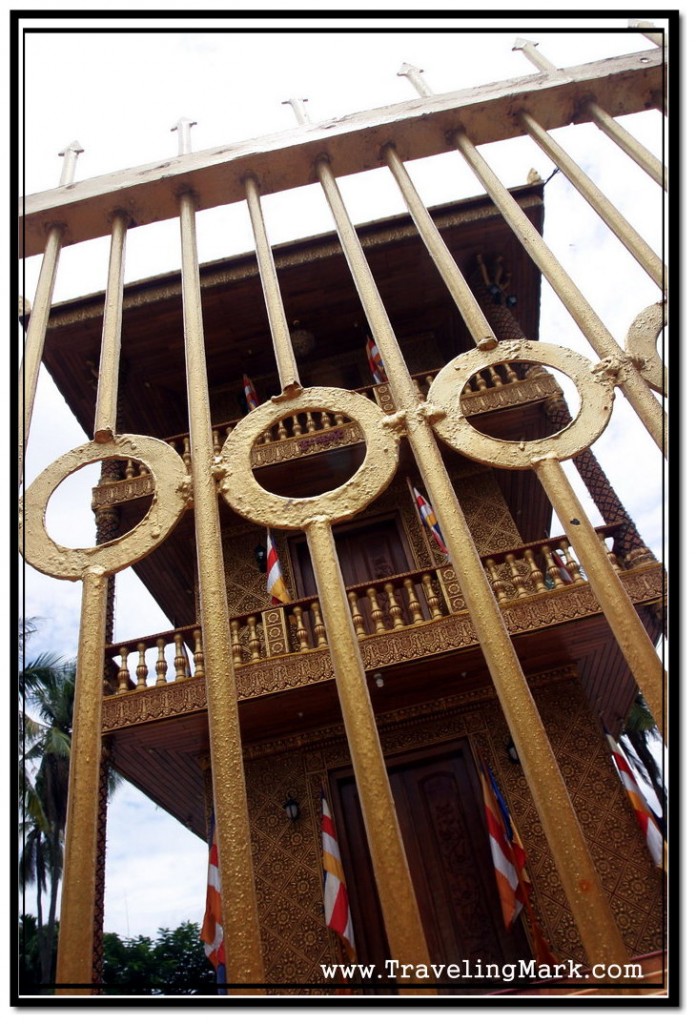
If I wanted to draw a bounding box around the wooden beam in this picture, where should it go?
[19,48,663,258]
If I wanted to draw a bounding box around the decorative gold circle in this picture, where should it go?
[219,387,400,528]
[625,302,668,397]
[428,340,615,469]
[19,434,189,580]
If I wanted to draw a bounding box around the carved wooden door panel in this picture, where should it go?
[332,743,531,985]
[291,517,415,631]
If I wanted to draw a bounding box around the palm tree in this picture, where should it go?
[19,620,75,988]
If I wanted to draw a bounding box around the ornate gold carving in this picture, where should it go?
[91,471,155,510]
[262,607,290,658]
[458,372,558,417]
[251,421,364,468]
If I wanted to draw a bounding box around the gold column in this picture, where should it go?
[533,454,665,736]
[314,156,631,968]
[19,224,64,486]
[55,567,108,993]
[306,519,433,981]
[244,176,301,394]
[518,111,665,288]
[382,145,496,350]
[19,141,83,486]
[177,191,265,988]
[584,102,666,189]
[94,212,129,441]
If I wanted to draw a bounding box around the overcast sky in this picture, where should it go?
[17,9,671,956]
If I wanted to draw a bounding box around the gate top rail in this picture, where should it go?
[19,47,663,258]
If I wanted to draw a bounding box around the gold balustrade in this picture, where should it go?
[103,525,634,692]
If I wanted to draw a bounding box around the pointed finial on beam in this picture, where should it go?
[628,20,665,47]
[58,140,84,186]
[282,98,310,125]
[512,37,562,76]
[171,116,197,155]
[397,62,433,98]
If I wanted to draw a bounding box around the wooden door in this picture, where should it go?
[332,743,531,988]
[292,517,413,596]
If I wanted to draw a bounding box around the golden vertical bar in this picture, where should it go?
[19,224,64,485]
[382,145,497,349]
[94,212,128,441]
[55,567,109,994]
[315,156,631,968]
[244,176,302,394]
[178,191,265,988]
[533,455,665,736]
[305,520,433,985]
[586,102,666,189]
[450,129,667,456]
[519,111,665,287]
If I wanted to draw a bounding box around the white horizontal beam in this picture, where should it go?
[19,48,664,258]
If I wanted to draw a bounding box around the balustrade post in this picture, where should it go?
[403,577,424,623]
[155,637,168,685]
[348,591,367,637]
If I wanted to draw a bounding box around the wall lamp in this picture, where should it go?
[254,544,267,573]
[283,794,301,822]
[505,736,521,765]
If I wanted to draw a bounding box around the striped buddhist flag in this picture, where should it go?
[365,336,387,384]
[412,484,448,554]
[200,815,227,992]
[479,759,523,927]
[606,730,665,869]
[266,529,291,605]
[321,793,356,961]
[551,550,573,583]
[243,373,259,412]
[479,757,556,964]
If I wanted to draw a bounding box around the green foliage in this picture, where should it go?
[102,921,216,995]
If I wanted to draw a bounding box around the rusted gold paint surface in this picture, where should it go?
[19,434,189,579]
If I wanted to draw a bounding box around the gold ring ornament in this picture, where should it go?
[625,302,668,397]
[427,339,615,469]
[218,386,400,528]
[19,434,190,580]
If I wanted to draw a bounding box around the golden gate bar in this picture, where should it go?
[19,36,668,996]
